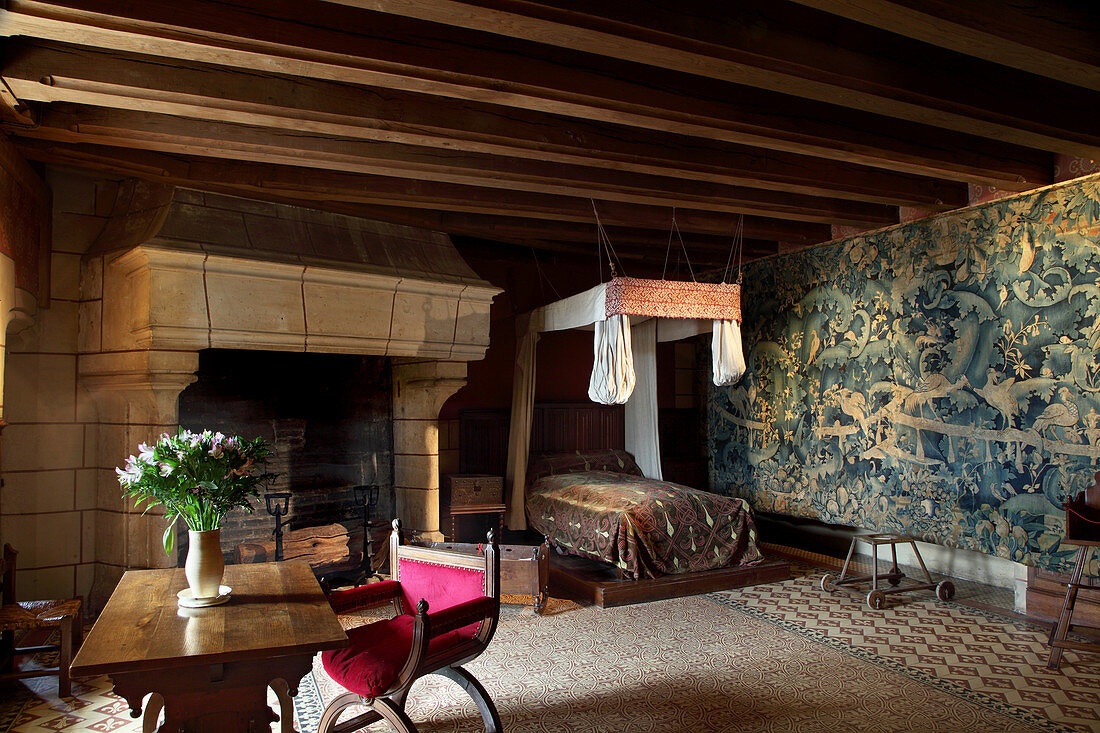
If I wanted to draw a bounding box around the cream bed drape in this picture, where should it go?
[505,278,745,529]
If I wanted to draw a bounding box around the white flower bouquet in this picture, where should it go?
[116,429,276,553]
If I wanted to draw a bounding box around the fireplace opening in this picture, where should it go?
[175,349,394,567]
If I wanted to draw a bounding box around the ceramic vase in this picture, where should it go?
[185,528,225,599]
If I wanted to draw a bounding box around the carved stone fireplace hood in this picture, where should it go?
[96,188,499,358]
[79,187,500,604]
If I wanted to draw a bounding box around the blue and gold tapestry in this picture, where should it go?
[709,175,1100,573]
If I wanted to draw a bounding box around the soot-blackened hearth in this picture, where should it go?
[176,349,394,565]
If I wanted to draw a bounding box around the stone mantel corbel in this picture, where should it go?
[78,350,201,608]
[392,360,469,538]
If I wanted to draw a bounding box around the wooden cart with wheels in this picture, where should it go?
[821,532,955,610]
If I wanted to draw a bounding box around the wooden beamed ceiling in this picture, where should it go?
[0,0,1096,273]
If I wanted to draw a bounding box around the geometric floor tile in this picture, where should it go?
[4,560,1097,733]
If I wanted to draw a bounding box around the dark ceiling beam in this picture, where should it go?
[299,204,778,267]
[785,0,1100,92]
[13,106,897,228]
[14,138,828,254]
[14,137,823,242]
[328,0,1100,153]
[2,40,968,210]
[183,189,771,269]
[0,1,1053,188]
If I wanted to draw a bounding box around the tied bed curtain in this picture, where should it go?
[625,318,661,480]
[588,314,635,405]
[712,319,747,386]
[506,277,744,530]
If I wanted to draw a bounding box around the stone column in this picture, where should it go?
[79,350,198,609]
[391,359,467,540]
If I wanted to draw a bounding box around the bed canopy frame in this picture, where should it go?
[505,274,747,529]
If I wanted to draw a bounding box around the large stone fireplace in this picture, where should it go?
[77,187,499,607]
[176,349,395,566]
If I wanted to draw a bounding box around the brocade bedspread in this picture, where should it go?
[526,470,762,579]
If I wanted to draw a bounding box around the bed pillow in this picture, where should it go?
[526,449,643,484]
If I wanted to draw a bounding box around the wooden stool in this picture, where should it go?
[821,532,954,610]
[0,545,83,697]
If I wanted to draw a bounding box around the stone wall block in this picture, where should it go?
[16,567,75,603]
[52,212,107,253]
[390,288,460,356]
[100,255,149,352]
[144,268,209,346]
[81,510,96,564]
[394,453,439,492]
[1,511,81,567]
[88,563,124,612]
[77,298,102,355]
[75,563,96,606]
[95,467,125,512]
[302,275,398,342]
[0,469,75,514]
[79,256,103,301]
[205,259,306,348]
[51,252,81,301]
[454,296,493,349]
[127,512,175,569]
[33,301,79,354]
[75,468,97,510]
[3,423,85,471]
[4,353,77,422]
[94,510,126,566]
[395,487,441,540]
[393,418,439,456]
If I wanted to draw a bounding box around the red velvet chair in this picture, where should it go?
[318,519,502,733]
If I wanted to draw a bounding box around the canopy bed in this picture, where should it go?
[505,275,788,606]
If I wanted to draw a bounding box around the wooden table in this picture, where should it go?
[70,561,347,732]
[442,502,506,542]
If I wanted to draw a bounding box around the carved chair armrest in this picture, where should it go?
[426,596,496,637]
[326,580,402,615]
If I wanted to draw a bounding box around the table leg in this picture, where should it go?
[111,654,313,732]
[58,615,73,698]
[269,678,295,733]
[143,693,164,733]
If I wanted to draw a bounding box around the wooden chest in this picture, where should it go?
[444,474,503,506]
[430,539,551,614]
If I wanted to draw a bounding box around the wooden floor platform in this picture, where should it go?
[549,552,790,608]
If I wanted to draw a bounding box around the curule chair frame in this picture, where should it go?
[318,519,502,733]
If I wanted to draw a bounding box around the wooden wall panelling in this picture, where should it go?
[459,403,626,478]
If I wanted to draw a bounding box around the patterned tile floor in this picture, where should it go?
[2,550,1095,732]
[1,672,296,732]
[760,542,1018,613]
[714,558,1100,732]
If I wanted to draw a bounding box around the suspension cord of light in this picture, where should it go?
[669,208,697,283]
[591,200,625,279]
[530,247,561,301]
[722,214,745,285]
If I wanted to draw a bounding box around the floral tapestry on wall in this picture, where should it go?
[708,175,1100,574]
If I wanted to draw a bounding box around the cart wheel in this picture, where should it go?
[820,573,837,592]
[867,589,886,610]
[936,580,955,601]
[887,574,903,587]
